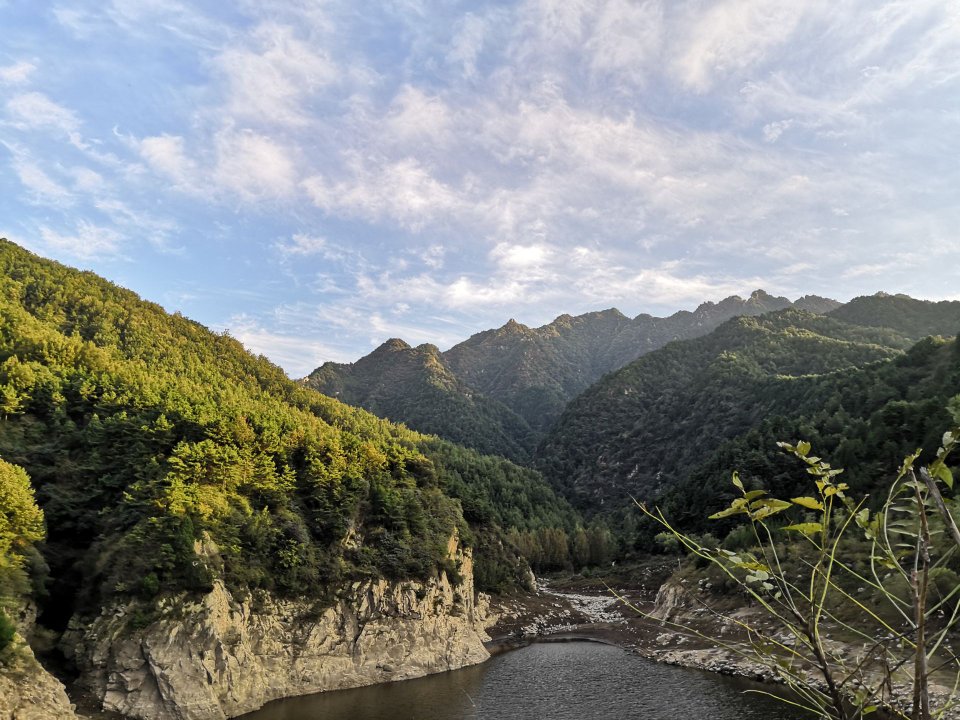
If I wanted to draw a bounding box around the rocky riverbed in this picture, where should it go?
[489,574,960,719]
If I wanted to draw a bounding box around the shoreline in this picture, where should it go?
[489,579,960,719]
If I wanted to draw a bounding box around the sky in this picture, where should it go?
[1,0,959,377]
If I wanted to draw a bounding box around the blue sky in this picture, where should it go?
[2,1,959,376]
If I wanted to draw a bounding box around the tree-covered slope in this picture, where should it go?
[0,239,580,627]
[536,310,913,513]
[656,334,960,536]
[304,339,536,463]
[0,457,44,651]
[828,293,960,338]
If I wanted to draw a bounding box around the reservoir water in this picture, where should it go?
[242,640,806,720]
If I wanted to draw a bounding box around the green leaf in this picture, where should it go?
[796,440,811,457]
[783,522,823,536]
[791,496,824,511]
[743,489,767,501]
[709,497,748,519]
[732,471,744,491]
[751,499,791,520]
[750,498,791,511]
[935,463,954,489]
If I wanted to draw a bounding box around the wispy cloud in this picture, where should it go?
[5,92,80,133]
[0,60,36,85]
[38,220,124,260]
[2,0,958,373]
[214,22,339,127]
[6,147,75,205]
[222,313,349,378]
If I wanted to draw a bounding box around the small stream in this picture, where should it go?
[242,640,807,720]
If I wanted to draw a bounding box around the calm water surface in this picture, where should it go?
[243,641,806,720]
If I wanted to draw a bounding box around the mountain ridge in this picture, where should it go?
[305,290,841,457]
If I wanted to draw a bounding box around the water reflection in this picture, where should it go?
[243,641,806,720]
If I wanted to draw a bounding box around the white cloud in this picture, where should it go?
[420,244,445,269]
[138,134,197,188]
[385,86,452,143]
[446,13,487,79]
[69,166,105,193]
[8,152,74,205]
[5,92,79,133]
[491,242,551,269]
[39,221,124,260]
[215,22,338,127]
[0,61,36,85]
[672,0,811,91]
[214,128,298,200]
[54,0,225,45]
[302,156,466,231]
[586,0,663,85]
[277,233,330,257]
[223,313,349,378]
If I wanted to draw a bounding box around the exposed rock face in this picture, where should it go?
[0,602,78,720]
[650,579,690,623]
[0,642,78,720]
[66,543,490,720]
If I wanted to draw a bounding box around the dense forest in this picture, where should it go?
[0,457,44,652]
[655,334,960,540]
[536,310,912,512]
[0,240,583,639]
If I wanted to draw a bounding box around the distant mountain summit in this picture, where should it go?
[305,337,537,463]
[304,290,842,458]
[829,293,960,338]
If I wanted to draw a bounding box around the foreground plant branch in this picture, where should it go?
[634,427,960,720]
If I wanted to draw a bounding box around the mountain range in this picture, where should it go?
[305,290,841,461]
[306,290,960,524]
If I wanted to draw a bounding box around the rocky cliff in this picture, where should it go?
[65,538,490,720]
[0,642,78,720]
[0,602,78,720]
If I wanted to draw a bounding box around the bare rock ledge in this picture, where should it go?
[65,542,490,720]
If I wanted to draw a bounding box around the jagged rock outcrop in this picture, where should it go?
[65,538,489,720]
[0,602,78,720]
[0,642,78,720]
[650,579,691,623]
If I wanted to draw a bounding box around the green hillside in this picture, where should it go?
[828,293,960,337]
[0,239,580,629]
[304,339,537,463]
[656,334,960,537]
[536,310,912,513]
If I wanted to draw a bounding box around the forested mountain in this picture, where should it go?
[0,239,581,637]
[536,310,914,513]
[827,293,960,337]
[655,334,960,538]
[308,290,839,457]
[304,339,536,463]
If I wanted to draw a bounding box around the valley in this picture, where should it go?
[2,238,960,719]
